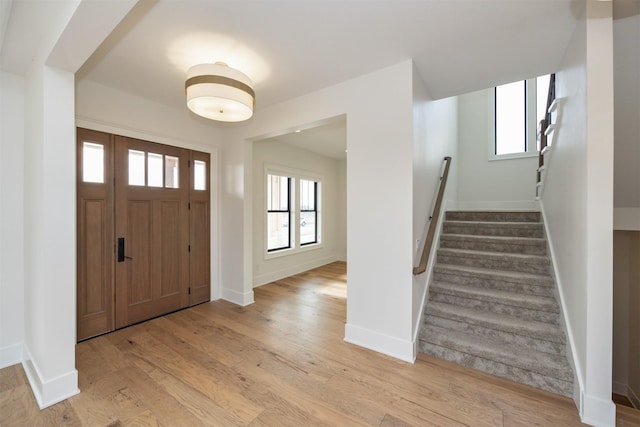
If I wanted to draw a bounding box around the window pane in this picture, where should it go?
[165,155,179,188]
[267,174,289,211]
[267,212,290,251]
[194,160,206,190]
[495,81,526,155]
[300,179,315,210]
[148,152,163,187]
[300,212,316,245]
[128,149,145,186]
[82,142,104,183]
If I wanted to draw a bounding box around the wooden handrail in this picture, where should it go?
[413,156,452,275]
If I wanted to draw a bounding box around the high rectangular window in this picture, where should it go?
[267,174,291,251]
[495,80,526,156]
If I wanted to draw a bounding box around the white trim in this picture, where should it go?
[22,345,79,409]
[614,208,640,231]
[0,342,23,369]
[539,201,583,410]
[253,256,339,288]
[344,323,414,363]
[581,392,616,427]
[221,287,254,306]
[457,200,539,211]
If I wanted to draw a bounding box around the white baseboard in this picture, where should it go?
[0,342,23,369]
[221,288,254,306]
[581,392,616,427]
[22,345,79,409]
[457,200,539,211]
[253,255,339,288]
[344,323,414,363]
[614,208,640,231]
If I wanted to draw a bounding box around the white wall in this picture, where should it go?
[411,66,459,344]
[0,71,25,369]
[251,140,345,287]
[221,60,416,361]
[336,158,347,261]
[457,89,538,210]
[541,2,615,425]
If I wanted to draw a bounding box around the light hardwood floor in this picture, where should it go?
[0,262,635,426]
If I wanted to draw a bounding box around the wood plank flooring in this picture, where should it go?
[0,261,631,426]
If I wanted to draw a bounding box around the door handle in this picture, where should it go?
[117,237,133,262]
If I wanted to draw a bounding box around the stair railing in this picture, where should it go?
[413,156,452,275]
[537,73,556,188]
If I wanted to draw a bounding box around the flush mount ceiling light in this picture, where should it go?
[185,62,255,122]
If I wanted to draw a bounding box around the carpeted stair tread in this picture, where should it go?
[433,264,553,287]
[425,301,565,343]
[437,248,550,275]
[445,211,541,222]
[430,282,558,313]
[421,325,574,383]
[443,220,544,238]
[439,233,547,255]
[419,210,574,397]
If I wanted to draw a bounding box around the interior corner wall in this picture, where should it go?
[541,2,615,425]
[0,70,25,369]
[222,60,416,361]
[251,140,345,287]
[457,89,538,210]
[411,67,459,340]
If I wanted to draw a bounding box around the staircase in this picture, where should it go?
[419,210,574,397]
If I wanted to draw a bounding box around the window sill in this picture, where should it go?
[265,242,324,260]
[488,152,538,162]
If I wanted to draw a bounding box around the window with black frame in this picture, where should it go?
[299,179,318,246]
[267,174,291,251]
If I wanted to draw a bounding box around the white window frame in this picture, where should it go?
[488,77,540,161]
[264,163,323,259]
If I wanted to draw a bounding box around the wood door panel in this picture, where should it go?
[77,128,114,341]
[128,200,152,305]
[79,129,210,337]
[190,200,210,305]
[81,198,108,314]
[158,200,181,298]
[115,136,191,328]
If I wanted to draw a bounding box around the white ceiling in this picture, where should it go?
[1,0,584,139]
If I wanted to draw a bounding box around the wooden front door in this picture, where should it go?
[77,129,211,341]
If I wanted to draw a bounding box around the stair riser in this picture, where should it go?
[429,292,560,324]
[418,342,573,397]
[439,237,547,256]
[437,253,550,275]
[425,315,565,356]
[443,222,543,238]
[446,211,541,223]
[433,269,553,297]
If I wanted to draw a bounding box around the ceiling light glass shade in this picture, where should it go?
[185,62,255,122]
